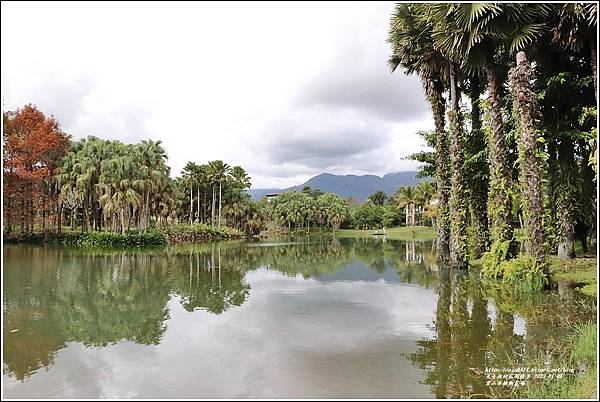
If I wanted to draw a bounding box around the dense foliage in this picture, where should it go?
[388,2,597,280]
[2,106,264,239]
[3,105,70,234]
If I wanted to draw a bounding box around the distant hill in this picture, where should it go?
[248,171,424,202]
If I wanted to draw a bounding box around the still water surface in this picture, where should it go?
[2,237,594,398]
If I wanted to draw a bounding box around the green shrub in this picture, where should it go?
[6,224,245,247]
[161,224,245,243]
[481,240,547,293]
[501,255,547,292]
[481,240,514,278]
[49,230,167,247]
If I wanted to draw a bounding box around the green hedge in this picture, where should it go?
[49,230,167,247]
[161,224,245,243]
[4,224,246,247]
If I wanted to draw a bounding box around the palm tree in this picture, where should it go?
[415,181,436,227]
[388,3,451,257]
[197,164,211,223]
[428,3,471,267]
[466,77,490,257]
[207,160,231,228]
[368,190,388,206]
[551,3,598,98]
[98,151,141,234]
[135,140,169,231]
[415,181,435,205]
[395,186,418,226]
[230,166,251,190]
[182,161,198,225]
[431,3,552,263]
[74,137,106,232]
[57,146,82,232]
[508,51,547,267]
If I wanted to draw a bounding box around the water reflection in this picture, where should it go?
[2,238,595,399]
[407,267,595,398]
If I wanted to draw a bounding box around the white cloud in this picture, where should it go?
[1,1,432,188]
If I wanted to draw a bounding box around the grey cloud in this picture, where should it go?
[296,68,429,123]
[248,7,430,184]
[3,74,94,131]
[259,107,390,171]
[3,74,152,144]
[73,105,153,144]
[293,10,429,124]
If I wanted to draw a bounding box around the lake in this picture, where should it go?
[2,237,595,398]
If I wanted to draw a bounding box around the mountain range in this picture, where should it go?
[248,171,424,202]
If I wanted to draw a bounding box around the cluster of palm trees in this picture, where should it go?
[388,3,597,269]
[57,136,256,234]
[181,161,251,228]
[58,137,172,234]
[271,190,350,232]
[393,182,437,227]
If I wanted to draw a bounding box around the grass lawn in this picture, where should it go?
[336,226,436,241]
[548,257,597,298]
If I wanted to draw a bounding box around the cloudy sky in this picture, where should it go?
[1,1,433,189]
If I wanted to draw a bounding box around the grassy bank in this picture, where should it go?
[3,224,246,247]
[336,226,436,241]
[549,257,597,298]
[518,322,597,399]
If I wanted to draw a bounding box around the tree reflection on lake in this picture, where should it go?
[2,238,595,398]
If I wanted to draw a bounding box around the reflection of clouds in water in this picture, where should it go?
[4,267,436,398]
[243,268,437,344]
[486,300,527,336]
[2,341,157,399]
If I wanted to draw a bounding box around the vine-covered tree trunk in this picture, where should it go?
[509,52,546,268]
[555,138,577,258]
[591,37,597,101]
[467,78,490,258]
[422,74,450,259]
[575,145,596,254]
[447,63,470,268]
[484,65,514,249]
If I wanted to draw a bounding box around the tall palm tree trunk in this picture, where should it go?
[203,189,207,223]
[555,138,577,258]
[196,186,200,223]
[509,52,546,269]
[218,181,222,228]
[468,78,490,258]
[485,64,515,249]
[422,75,450,258]
[120,208,126,235]
[447,63,470,268]
[212,185,216,226]
[189,184,193,225]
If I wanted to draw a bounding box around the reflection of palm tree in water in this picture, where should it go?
[434,266,452,398]
[404,241,424,264]
[408,268,519,398]
[468,275,492,396]
[449,270,469,395]
[179,244,249,314]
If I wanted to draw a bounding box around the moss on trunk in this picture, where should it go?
[422,75,451,259]
[484,65,515,248]
[509,52,547,270]
[447,63,470,268]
